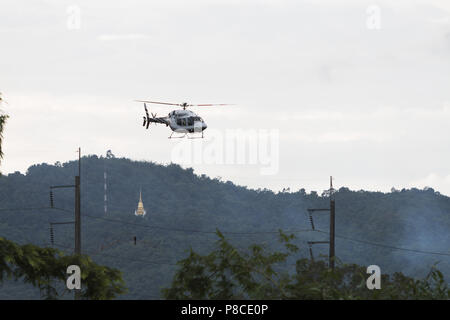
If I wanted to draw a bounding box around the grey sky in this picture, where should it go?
[1,0,450,194]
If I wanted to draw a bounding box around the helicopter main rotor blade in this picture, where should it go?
[188,104,233,106]
[136,100,234,108]
[136,100,181,106]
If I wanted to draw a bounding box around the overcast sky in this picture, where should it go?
[1,0,450,194]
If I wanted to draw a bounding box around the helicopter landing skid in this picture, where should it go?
[187,131,204,139]
[168,131,204,139]
[168,132,186,139]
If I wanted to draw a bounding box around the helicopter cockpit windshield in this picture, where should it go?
[177,116,203,127]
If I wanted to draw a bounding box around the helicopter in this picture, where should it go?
[135,100,231,138]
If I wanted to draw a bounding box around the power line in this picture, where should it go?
[315,229,450,257]
[80,213,314,235]
[0,190,54,199]
[89,232,159,255]
[0,206,57,212]
[52,243,178,266]
[2,206,449,257]
[0,205,314,235]
[47,206,316,236]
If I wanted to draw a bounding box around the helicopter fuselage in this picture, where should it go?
[139,100,219,138]
[167,109,207,133]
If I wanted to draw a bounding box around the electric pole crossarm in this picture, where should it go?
[307,208,330,212]
[307,241,330,245]
[50,185,76,189]
[51,207,73,214]
[50,221,75,225]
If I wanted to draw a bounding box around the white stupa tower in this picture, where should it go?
[134,189,146,217]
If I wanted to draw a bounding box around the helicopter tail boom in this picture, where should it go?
[142,103,169,128]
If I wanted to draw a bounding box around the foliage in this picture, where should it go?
[0,237,127,299]
[290,259,449,300]
[0,156,449,299]
[163,230,297,299]
[163,231,449,300]
[0,109,8,171]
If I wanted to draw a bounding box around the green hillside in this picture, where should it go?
[0,155,449,299]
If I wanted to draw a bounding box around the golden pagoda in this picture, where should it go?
[134,190,146,216]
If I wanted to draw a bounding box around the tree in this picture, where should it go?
[0,96,126,299]
[0,237,127,299]
[0,93,8,172]
[163,231,449,300]
[163,230,298,299]
[106,150,115,159]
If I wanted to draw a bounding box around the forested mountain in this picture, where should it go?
[0,155,449,299]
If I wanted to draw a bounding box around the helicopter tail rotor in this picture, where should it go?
[143,103,151,129]
[142,103,162,129]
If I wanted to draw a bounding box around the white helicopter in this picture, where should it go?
[135,100,231,138]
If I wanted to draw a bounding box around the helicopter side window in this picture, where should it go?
[188,117,194,126]
[177,119,182,126]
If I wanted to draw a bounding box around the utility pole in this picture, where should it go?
[49,147,81,300]
[104,156,108,216]
[329,176,335,270]
[75,147,81,256]
[74,148,81,301]
[307,176,336,270]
